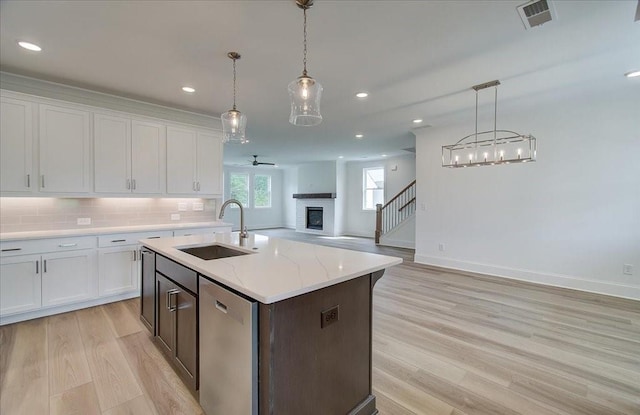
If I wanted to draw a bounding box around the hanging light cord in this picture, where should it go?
[302,6,308,76]
[232,57,237,110]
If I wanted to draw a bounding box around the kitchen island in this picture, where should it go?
[141,232,402,415]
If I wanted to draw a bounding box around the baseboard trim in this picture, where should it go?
[0,291,139,326]
[378,237,415,249]
[414,255,640,300]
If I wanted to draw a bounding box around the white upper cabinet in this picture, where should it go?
[131,120,165,194]
[94,114,165,194]
[197,131,223,195]
[1,96,34,193]
[94,113,131,193]
[167,126,222,196]
[39,103,91,193]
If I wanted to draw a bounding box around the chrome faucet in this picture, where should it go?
[219,199,248,243]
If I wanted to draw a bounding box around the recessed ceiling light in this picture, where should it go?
[355,134,364,139]
[338,156,344,159]
[18,41,42,52]
[355,92,369,98]
[182,86,196,93]
[381,154,387,157]
[624,70,640,78]
[412,119,423,124]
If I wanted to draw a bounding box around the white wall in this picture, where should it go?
[222,166,284,230]
[297,161,337,193]
[335,160,347,235]
[344,154,416,238]
[282,166,298,229]
[414,85,640,300]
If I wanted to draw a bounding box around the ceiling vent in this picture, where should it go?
[517,0,556,29]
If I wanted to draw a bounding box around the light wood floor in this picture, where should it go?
[1,229,639,415]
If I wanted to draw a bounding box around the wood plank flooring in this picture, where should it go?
[1,228,638,415]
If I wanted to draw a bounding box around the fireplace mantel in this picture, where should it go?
[292,193,336,199]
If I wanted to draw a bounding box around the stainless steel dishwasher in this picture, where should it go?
[199,276,257,415]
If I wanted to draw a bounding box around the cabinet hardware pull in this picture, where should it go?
[126,179,131,190]
[133,250,136,261]
[41,175,45,188]
[148,236,160,239]
[36,260,39,274]
[44,260,47,273]
[1,248,22,252]
[193,181,196,191]
[132,179,136,190]
[167,289,179,311]
[197,182,201,191]
[58,243,78,248]
[27,174,30,188]
[111,239,126,243]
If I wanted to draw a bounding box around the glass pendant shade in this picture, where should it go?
[288,75,323,126]
[221,109,247,144]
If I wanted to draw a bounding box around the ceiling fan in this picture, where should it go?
[250,155,275,166]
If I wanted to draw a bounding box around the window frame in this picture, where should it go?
[362,166,385,211]
[253,174,272,209]
[228,172,250,208]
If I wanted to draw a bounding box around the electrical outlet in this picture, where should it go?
[438,243,445,252]
[192,202,204,211]
[623,264,633,275]
[321,305,339,328]
[77,217,91,225]
[178,202,187,211]
[171,213,181,221]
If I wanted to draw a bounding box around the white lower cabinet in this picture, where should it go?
[41,250,96,307]
[0,254,41,315]
[98,246,139,296]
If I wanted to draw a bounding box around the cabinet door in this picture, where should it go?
[174,288,197,389]
[166,127,197,194]
[41,250,96,307]
[39,104,91,192]
[98,247,138,296]
[196,132,223,195]
[140,248,156,333]
[94,113,131,193]
[156,273,175,355]
[132,120,165,194]
[0,97,33,193]
[0,255,41,315]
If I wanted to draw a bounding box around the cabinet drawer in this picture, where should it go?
[156,254,197,294]
[98,230,172,247]
[1,236,96,257]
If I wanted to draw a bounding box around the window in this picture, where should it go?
[229,172,249,207]
[254,174,272,208]
[363,167,384,210]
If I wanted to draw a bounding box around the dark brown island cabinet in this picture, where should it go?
[141,248,389,415]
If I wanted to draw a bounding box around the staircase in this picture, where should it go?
[375,180,416,244]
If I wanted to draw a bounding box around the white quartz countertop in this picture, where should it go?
[141,232,403,304]
[0,222,232,241]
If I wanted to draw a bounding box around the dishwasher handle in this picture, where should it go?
[215,300,228,313]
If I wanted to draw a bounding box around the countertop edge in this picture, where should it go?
[0,222,233,241]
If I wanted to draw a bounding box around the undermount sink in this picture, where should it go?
[178,244,250,260]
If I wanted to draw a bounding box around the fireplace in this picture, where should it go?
[306,207,323,230]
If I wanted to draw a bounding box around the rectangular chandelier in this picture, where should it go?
[442,80,537,168]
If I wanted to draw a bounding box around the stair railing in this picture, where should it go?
[375,180,416,244]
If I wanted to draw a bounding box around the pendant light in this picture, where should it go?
[221,52,248,144]
[288,0,323,126]
[442,80,536,168]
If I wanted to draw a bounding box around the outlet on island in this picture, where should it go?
[321,305,340,328]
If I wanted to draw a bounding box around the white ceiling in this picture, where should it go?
[1,0,638,167]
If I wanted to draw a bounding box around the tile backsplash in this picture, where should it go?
[0,198,217,233]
